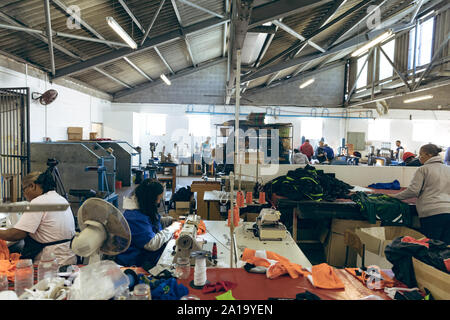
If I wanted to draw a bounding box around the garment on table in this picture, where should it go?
[215,290,236,300]
[263,164,352,203]
[173,219,206,239]
[384,236,450,288]
[146,277,189,300]
[0,240,21,281]
[241,248,305,280]
[368,179,401,190]
[115,209,165,268]
[350,192,411,225]
[345,267,395,290]
[13,190,76,265]
[202,281,237,294]
[303,263,345,290]
[391,156,450,219]
[384,287,425,300]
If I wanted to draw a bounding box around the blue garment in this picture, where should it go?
[115,209,163,268]
[323,146,334,160]
[150,277,189,300]
[445,147,450,166]
[368,179,401,190]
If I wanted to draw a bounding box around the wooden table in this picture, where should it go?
[157,163,177,194]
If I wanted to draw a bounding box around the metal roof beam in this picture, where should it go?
[140,0,166,46]
[113,57,226,99]
[93,67,132,88]
[248,0,332,28]
[123,57,153,81]
[44,0,56,76]
[272,20,325,53]
[176,0,225,19]
[53,16,228,79]
[184,36,197,67]
[118,0,145,34]
[154,47,175,75]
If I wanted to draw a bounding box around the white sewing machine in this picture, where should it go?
[173,215,203,264]
[256,208,287,241]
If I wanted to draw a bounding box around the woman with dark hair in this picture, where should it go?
[0,170,76,265]
[392,144,450,244]
[115,179,181,269]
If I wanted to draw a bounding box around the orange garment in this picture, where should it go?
[241,248,306,279]
[345,267,395,290]
[305,263,345,290]
[173,220,207,239]
[0,239,21,281]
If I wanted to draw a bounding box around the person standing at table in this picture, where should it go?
[391,144,450,244]
[299,139,314,161]
[394,140,404,161]
[201,137,212,177]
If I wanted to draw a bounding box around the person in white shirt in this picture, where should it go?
[0,171,76,265]
[292,149,310,165]
[201,137,213,176]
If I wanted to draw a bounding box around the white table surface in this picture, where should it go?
[156,220,311,268]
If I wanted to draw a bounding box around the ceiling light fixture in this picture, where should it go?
[106,16,137,49]
[351,30,393,57]
[404,95,433,103]
[299,78,315,89]
[160,74,171,85]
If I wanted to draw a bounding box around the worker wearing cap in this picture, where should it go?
[399,152,422,167]
[392,144,450,243]
[0,171,76,265]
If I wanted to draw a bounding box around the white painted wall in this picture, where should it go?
[0,64,111,142]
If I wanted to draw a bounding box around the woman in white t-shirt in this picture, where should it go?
[0,171,76,265]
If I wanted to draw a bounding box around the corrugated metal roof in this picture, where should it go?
[127,49,167,79]
[174,0,225,27]
[157,38,192,72]
[187,24,224,64]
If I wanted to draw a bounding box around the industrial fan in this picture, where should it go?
[71,198,131,264]
[32,89,58,105]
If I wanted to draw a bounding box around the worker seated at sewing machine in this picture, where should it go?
[253,209,287,241]
[115,179,181,270]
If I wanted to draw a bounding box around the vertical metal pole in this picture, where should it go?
[44,0,56,76]
[412,19,418,86]
[236,50,241,192]
[371,47,377,100]
[229,171,235,268]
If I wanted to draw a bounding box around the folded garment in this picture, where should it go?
[202,281,237,294]
[368,179,400,190]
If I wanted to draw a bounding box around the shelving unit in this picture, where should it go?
[215,121,293,165]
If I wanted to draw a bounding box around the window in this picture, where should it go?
[408,17,435,69]
[145,114,166,136]
[368,119,390,141]
[188,115,211,137]
[379,39,395,81]
[356,54,368,89]
[301,118,323,140]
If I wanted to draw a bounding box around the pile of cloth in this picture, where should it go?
[350,192,411,225]
[173,219,206,239]
[384,236,450,288]
[0,240,21,281]
[139,274,189,300]
[239,248,345,290]
[263,165,353,202]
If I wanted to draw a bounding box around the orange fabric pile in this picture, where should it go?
[345,267,395,290]
[173,220,206,239]
[241,248,345,290]
[0,240,21,281]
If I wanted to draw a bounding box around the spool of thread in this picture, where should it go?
[227,206,240,227]
[246,192,253,204]
[237,191,245,208]
[259,191,266,204]
[193,257,207,287]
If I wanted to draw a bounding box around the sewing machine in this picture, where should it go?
[256,208,287,241]
[173,215,203,264]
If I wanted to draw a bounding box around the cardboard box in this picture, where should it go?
[191,181,221,220]
[169,209,188,220]
[355,226,425,269]
[246,212,259,222]
[67,127,83,141]
[175,201,191,210]
[89,132,98,140]
[412,257,450,300]
[325,218,380,268]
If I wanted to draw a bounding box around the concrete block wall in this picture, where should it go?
[114,61,228,105]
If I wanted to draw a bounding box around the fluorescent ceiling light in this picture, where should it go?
[106,16,137,49]
[160,74,171,85]
[299,78,315,89]
[351,30,393,57]
[404,95,433,104]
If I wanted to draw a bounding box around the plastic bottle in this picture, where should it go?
[14,259,34,297]
[132,283,151,300]
[37,252,59,282]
